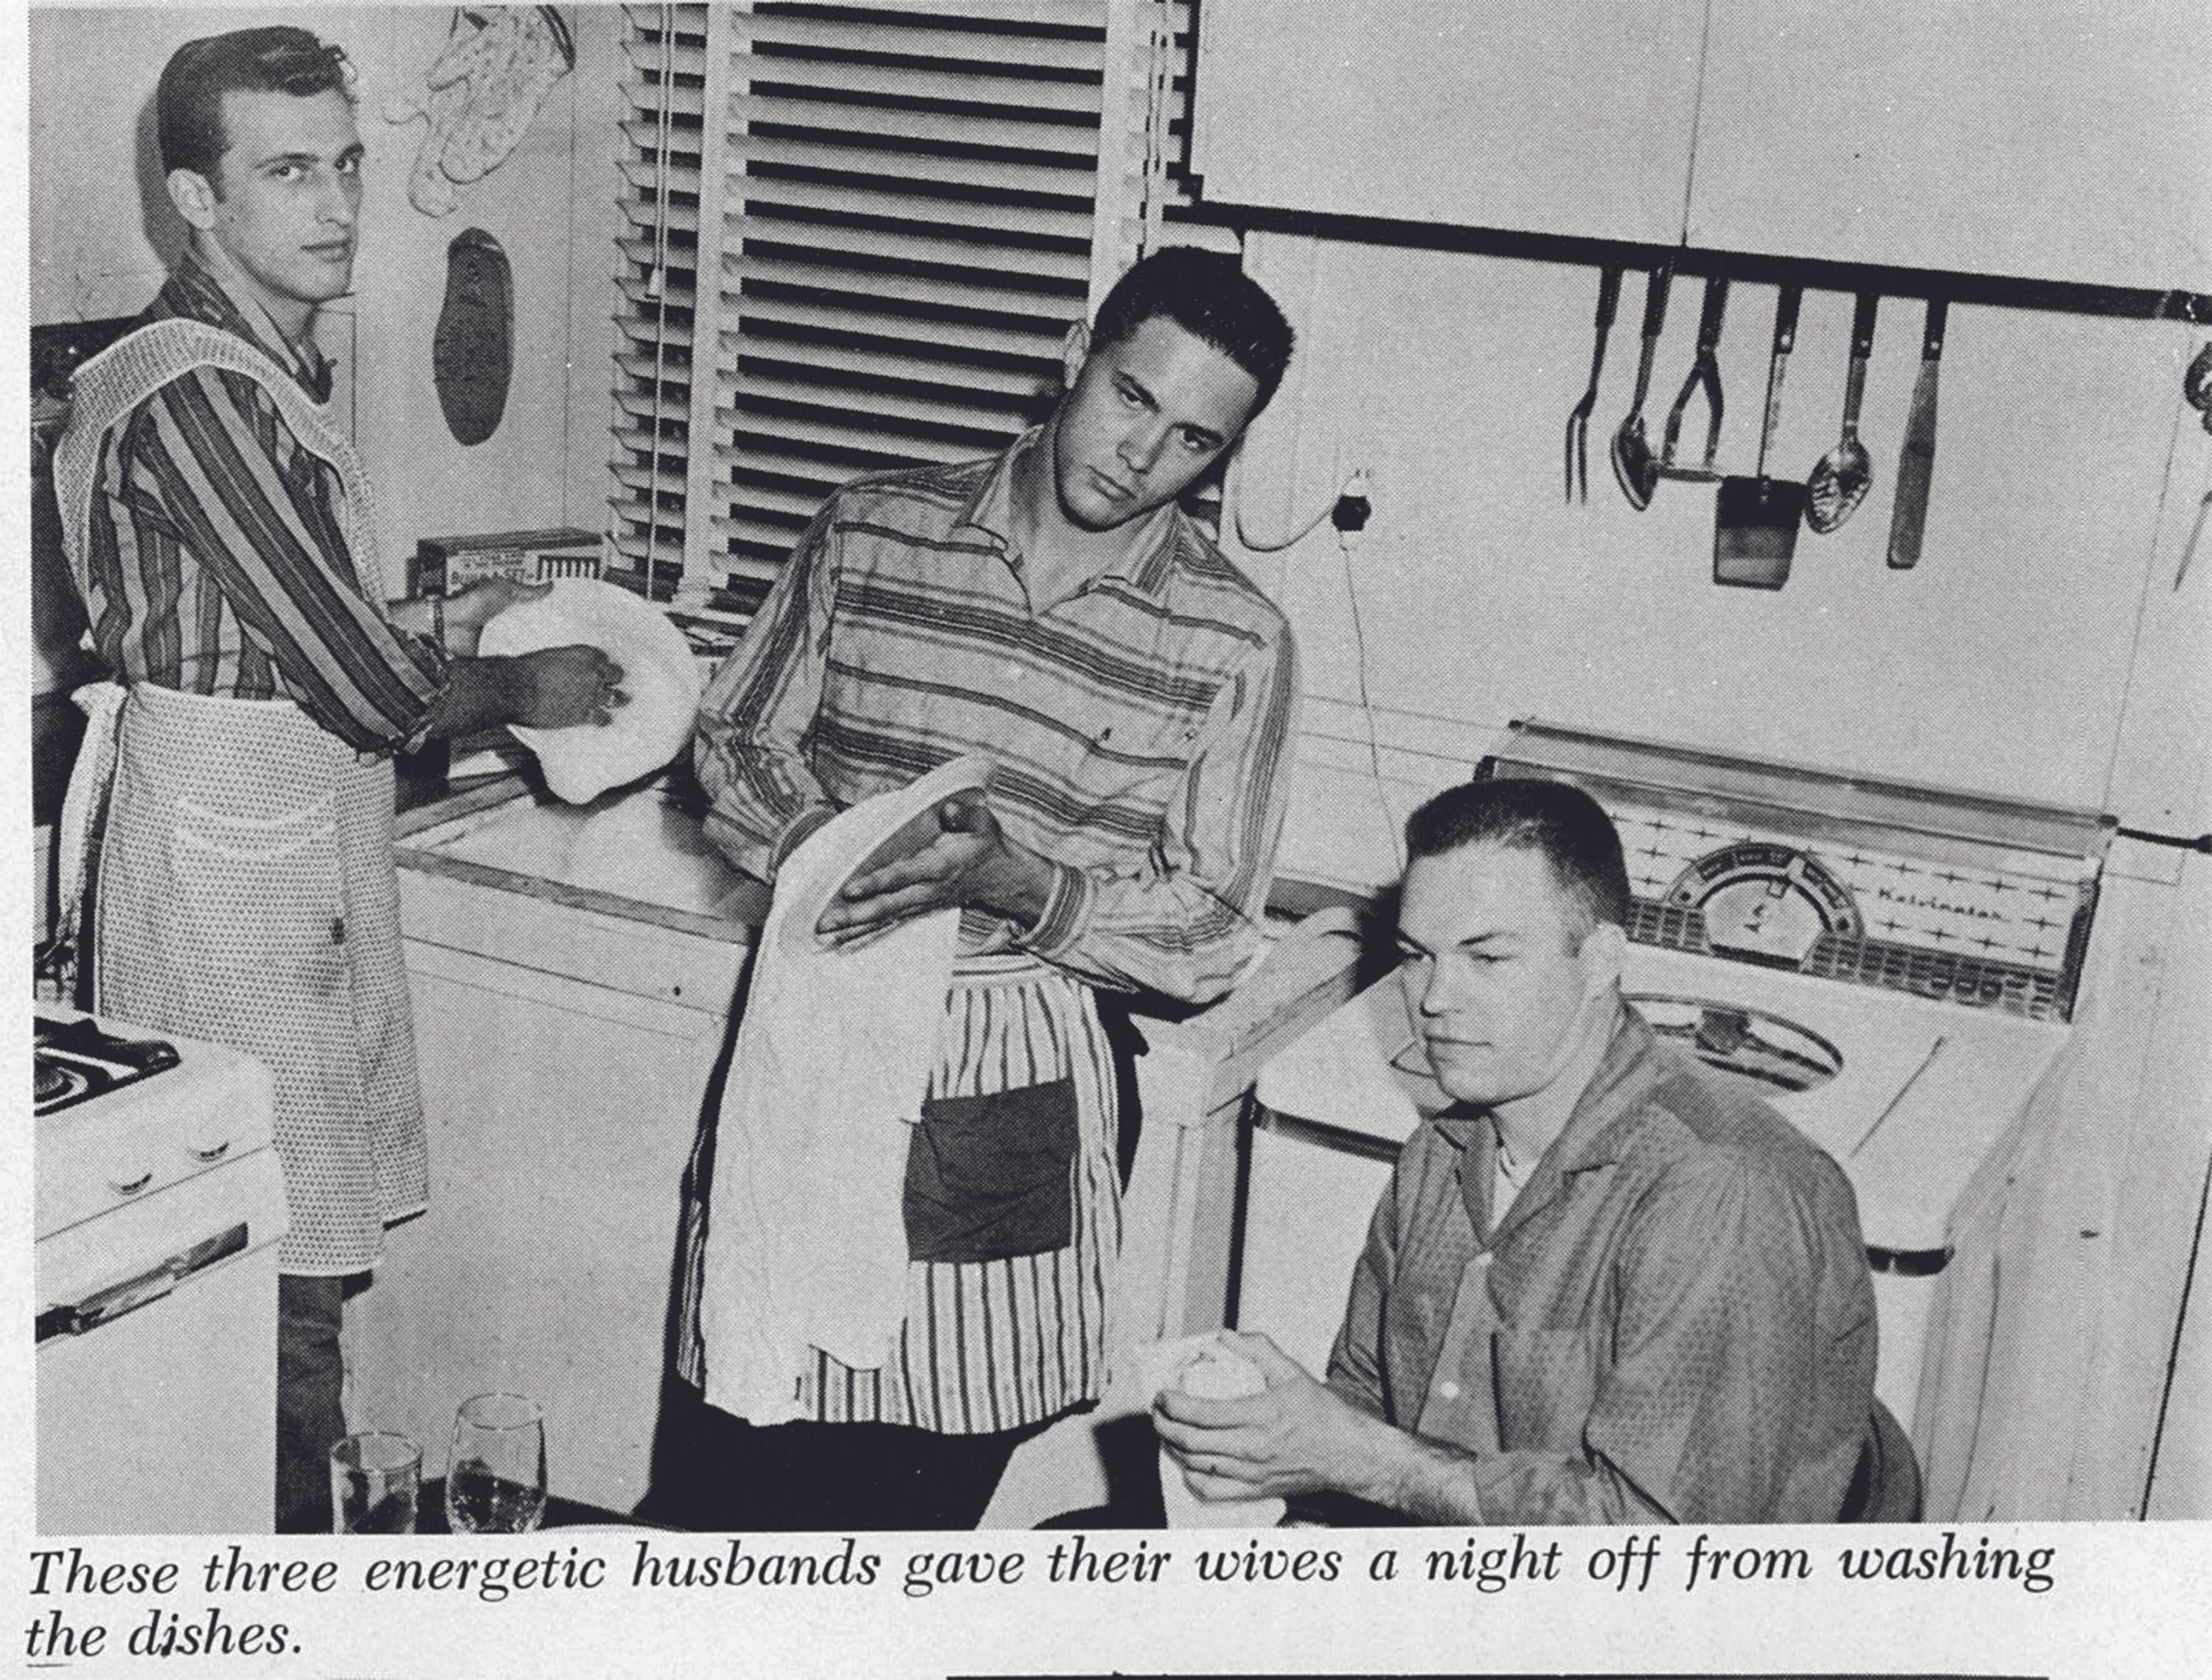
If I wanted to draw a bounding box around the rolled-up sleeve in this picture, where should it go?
[1324,1152,1397,1423]
[692,505,841,883]
[132,367,448,756]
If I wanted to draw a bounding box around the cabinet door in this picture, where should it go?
[1688,0,2212,290]
[1192,0,1704,245]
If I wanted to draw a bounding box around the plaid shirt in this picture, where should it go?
[695,428,1300,1003]
[73,256,447,756]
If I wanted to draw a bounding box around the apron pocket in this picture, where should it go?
[170,794,347,1004]
[903,1076,1079,1264]
[1490,1325,1601,1454]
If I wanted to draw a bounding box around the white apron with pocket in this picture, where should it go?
[53,318,427,1277]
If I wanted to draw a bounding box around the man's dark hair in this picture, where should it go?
[1090,246,1295,414]
[1405,778,1632,944]
[158,27,354,185]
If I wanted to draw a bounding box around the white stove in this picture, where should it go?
[35,1011,288,1533]
[1244,722,2103,1468]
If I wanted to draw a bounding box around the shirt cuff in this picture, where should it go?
[392,675,451,759]
[1018,859,1091,959]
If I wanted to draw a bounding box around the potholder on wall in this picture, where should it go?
[386,7,574,217]
[433,229,512,445]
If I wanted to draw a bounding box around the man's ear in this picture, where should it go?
[1060,321,1091,391]
[1579,921,1628,997]
[167,169,221,231]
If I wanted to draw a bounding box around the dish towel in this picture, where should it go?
[699,756,992,1423]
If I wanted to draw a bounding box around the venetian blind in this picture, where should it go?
[609,0,1207,631]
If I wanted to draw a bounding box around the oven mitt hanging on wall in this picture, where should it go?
[386,7,574,217]
[433,229,512,445]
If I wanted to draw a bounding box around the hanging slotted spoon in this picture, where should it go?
[1609,264,1674,510]
[1806,291,1879,534]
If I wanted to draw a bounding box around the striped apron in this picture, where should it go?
[53,318,426,1278]
[678,952,1120,1435]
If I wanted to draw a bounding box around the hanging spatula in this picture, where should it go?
[1887,298,1947,569]
[1714,284,1806,589]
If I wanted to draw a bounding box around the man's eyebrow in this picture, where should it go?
[1397,929,1515,955]
[1114,369,1158,408]
[255,144,364,169]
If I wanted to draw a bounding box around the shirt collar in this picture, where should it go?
[1439,1001,1664,1240]
[957,425,1187,599]
[155,254,333,402]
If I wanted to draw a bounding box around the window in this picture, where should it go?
[608,0,1206,631]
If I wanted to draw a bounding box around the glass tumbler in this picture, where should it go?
[330,1432,421,1535]
[445,1393,549,1534]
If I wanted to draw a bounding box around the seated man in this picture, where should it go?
[1154,778,1879,1524]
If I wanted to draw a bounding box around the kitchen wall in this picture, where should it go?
[1222,233,2208,890]
[27,5,611,554]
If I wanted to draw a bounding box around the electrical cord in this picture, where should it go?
[1234,484,1350,554]
[1331,475,1405,876]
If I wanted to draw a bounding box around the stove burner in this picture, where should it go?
[32,1016,181,1115]
[35,1056,74,1106]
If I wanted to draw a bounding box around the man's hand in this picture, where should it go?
[440,576,551,653]
[1150,1332,1402,1505]
[815,791,1053,945]
[512,644,627,728]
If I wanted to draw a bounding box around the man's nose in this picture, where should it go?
[321,171,359,224]
[1118,421,1166,478]
[1415,961,1458,1017]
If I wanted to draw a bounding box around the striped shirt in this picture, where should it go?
[686,431,1298,1432]
[694,427,1300,1003]
[74,257,447,756]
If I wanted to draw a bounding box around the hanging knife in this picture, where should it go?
[1888,297,1947,570]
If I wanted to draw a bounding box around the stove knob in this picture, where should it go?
[181,1119,233,1163]
[106,1157,155,1196]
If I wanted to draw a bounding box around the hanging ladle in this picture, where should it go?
[1805,291,1880,534]
[1610,262,1674,510]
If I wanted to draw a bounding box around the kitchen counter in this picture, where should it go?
[392,764,1366,938]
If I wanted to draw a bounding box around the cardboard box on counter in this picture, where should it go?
[412,527,602,596]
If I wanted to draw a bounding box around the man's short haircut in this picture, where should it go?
[1090,246,1295,414]
[158,27,354,185]
[1405,778,1632,944]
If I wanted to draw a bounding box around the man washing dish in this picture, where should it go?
[52,25,625,1531]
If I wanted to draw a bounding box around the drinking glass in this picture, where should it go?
[330,1432,421,1535]
[445,1393,549,1534]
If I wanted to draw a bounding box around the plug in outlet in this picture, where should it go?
[1332,468,1372,548]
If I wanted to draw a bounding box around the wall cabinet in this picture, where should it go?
[1192,1,2211,292]
[1688,0,2211,290]
[1192,0,1704,247]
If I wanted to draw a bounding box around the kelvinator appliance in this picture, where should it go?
[1244,721,2103,1470]
[35,1013,288,1533]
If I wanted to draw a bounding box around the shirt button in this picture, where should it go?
[1474,1252,1494,1268]
[1438,1380,1462,1400]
